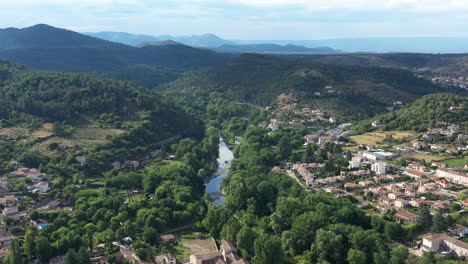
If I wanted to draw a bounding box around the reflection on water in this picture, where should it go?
[205,138,234,206]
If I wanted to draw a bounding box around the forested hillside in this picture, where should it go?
[354,94,468,133]
[0,24,234,73]
[0,59,201,136]
[283,53,468,76]
[167,54,450,120]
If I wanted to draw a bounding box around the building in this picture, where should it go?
[10,168,44,180]
[394,211,419,225]
[91,256,109,264]
[348,160,361,169]
[358,181,374,187]
[436,169,468,186]
[119,246,138,264]
[371,162,388,175]
[409,199,430,207]
[0,232,13,248]
[421,234,468,258]
[188,240,249,264]
[34,181,49,193]
[163,253,176,264]
[437,179,453,189]
[0,196,16,207]
[405,169,427,179]
[161,234,178,244]
[431,162,447,168]
[372,120,384,127]
[452,224,468,238]
[394,199,409,208]
[2,206,18,216]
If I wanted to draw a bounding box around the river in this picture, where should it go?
[205,137,234,206]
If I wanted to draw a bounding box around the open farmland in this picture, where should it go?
[351,131,418,146]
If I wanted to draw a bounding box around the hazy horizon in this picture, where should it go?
[2,0,468,40]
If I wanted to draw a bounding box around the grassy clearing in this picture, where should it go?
[443,157,468,168]
[177,237,218,259]
[0,127,29,137]
[407,153,447,162]
[343,146,359,153]
[72,127,126,140]
[351,131,418,146]
[32,137,106,155]
[31,123,54,138]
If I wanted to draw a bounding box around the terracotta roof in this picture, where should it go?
[454,224,468,232]
[424,234,468,250]
[394,211,418,220]
[221,240,237,253]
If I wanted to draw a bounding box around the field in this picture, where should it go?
[0,127,29,137]
[32,127,126,155]
[351,131,418,146]
[407,153,447,162]
[31,123,54,138]
[71,127,126,140]
[173,234,218,259]
[443,157,468,168]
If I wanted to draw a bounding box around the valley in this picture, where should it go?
[0,24,466,264]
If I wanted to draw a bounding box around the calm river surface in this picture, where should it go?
[205,138,234,206]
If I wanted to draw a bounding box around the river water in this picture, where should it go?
[205,138,234,206]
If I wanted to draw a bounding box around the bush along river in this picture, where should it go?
[205,138,234,206]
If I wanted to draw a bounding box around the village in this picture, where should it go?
[432,77,468,90]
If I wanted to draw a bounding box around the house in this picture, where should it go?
[405,169,427,179]
[430,145,445,151]
[124,160,140,170]
[452,224,468,238]
[372,120,384,127]
[394,211,419,224]
[431,162,447,168]
[436,168,468,186]
[394,199,409,208]
[348,160,362,169]
[323,187,342,195]
[318,135,337,144]
[304,177,314,188]
[0,232,13,248]
[409,162,426,172]
[33,181,49,194]
[91,256,109,264]
[49,256,64,264]
[10,168,44,180]
[329,117,337,123]
[431,201,451,211]
[344,183,360,190]
[2,206,18,216]
[371,162,388,175]
[421,234,468,257]
[161,234,178,244]
[163,253,176,264]
[379,195,393,205]
[111,161,123,170]
[75,156,87,166]
[377,204,392,213]
[359,181,374,187]
[409,199,430,207]
[188,240,249,264]
[437,179,452,189]
[0,196,16,207]
[119,246,138,264]
[304,134,320,144]
[388,192,405,200]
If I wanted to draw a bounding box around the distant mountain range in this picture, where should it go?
[0,24,233,72]
[84,31,468,53]
[84,32,234,47]
[212,44,340,54]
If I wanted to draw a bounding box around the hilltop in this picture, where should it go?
[212,44,340,54]
[282,53,468,76]
[0,24,234,72]
[166,54,452,120]
[354,94,468,133]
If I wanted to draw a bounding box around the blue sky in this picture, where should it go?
[1,0,468,39]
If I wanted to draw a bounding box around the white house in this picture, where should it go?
[371,162,388,175]
[452,224,468,237]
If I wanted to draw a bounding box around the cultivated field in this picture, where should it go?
[0,127,29,137]
[407,153,447,162]
[351,131,418,146]
[174,235,218,259]
[31,123,54,138]
[443,157,468,168]
[72,127,126,140]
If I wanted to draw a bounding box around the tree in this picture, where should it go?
[314,229,345,264]
[449,203,461,212]
[385,222,404,241]
[236,227,256,259]
[346,150,352,161]
[142,227,159,245]
[431,213,447,233]
[4,239,23,264]
[23,227,38,262]
[77,247,91,264]
[347,249,366,264]
[252,235,284,264]
[390,247,408,264]
[220,217,241,243]
[417,206,432,229]
[36,236,52,263]
[277,136,292,159]
[64,249,79,264]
